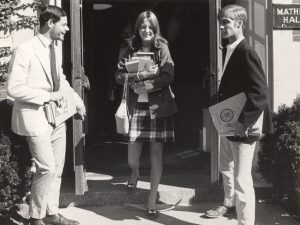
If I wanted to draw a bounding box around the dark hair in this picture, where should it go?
[218,5,247,29]
[129,10,167,50]
[39,5,67,27]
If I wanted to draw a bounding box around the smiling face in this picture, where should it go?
[139,18,155,46]
[49,16,69,41]
[219,16,243,43]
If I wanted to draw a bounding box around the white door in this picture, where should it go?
[246,0,273,105]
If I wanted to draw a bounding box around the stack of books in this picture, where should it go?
[125,52,154,73]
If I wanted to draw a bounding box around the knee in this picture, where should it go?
[235,175,253,192]
[149,144,162,160]
[36,164,56,178]
[150,151,162,164]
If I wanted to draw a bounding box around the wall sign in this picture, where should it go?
[273,4,300,29]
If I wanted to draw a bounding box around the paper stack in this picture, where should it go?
[125,58,153,73]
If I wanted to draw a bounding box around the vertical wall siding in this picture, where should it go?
[273,0,300,110]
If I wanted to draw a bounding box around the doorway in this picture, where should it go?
[82,1,210,149]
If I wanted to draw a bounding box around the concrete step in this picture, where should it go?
[60,169,224,207]
[59,203,300,225]
[60,142,271,208]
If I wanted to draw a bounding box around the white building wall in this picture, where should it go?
[12,0,63,66]
[273,0,300,111]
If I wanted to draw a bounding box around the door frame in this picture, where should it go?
[208,0,222,184]
[69,0,223,187]
[69,0,273,188]
[70,0,88,195]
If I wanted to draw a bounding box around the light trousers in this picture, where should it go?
[220,137,256,225]
[26,123,66,219]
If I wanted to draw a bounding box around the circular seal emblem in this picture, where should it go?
[220,108,234,122]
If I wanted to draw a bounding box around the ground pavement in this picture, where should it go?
[3,142,300,225]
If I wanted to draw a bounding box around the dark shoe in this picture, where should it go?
[205,205,236,218]
[126,176,139,194]
[43,214,80,225]
[29,218,46,225]
[147,209,158,220]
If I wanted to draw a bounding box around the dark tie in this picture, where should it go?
[50,43,60,91]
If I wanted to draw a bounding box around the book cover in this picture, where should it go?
[125,60,139,73]
[125,58,153,72]
[138,58,153,71]
[209,92,263,136]
[134,52,154,60]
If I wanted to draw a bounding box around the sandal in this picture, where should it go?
[126,176,139,194]
[147,209,158,220]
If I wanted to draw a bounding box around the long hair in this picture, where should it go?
[129,11,168,51]
[39,5,67,27]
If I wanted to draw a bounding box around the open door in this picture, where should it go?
[70,0,88,195]
[246,0,273,103]
[208,0,222,184]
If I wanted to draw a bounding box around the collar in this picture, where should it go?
[226,37,244,51]
[37,33,53,48]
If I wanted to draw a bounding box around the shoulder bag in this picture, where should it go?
[115,74,130,134]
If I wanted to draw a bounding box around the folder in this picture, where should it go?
[44,89,77,127]
[209,92,263,136]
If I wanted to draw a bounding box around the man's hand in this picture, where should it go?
[76,104,86,121]
[226,121,249,137]
[50,92,64,107]
[233,121,249,137]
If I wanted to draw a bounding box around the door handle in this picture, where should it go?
[82,75,90,91]
[81,67,90,91]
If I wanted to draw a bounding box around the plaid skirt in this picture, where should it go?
[129,102,175,142]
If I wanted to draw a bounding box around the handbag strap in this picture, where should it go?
[122,73,128,101]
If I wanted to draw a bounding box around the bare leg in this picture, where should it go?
[128,142,142,183]
[148,142,163,210]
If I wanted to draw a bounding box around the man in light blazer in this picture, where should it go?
[7,5,85,225]
[205,5,273,225]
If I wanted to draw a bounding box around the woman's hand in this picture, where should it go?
[138,65,159,80]
[147,64,159,74]
[144,80,154,92]
[132,82,147,95]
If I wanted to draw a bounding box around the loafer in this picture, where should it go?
[29,218,46,225]
[126,176,139,194]
[147,209,158,220]
[205,205,236,218]
[43,213,80,225]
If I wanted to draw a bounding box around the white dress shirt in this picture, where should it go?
[222,36,245,74]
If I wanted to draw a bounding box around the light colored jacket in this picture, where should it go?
[7,35,83,136]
